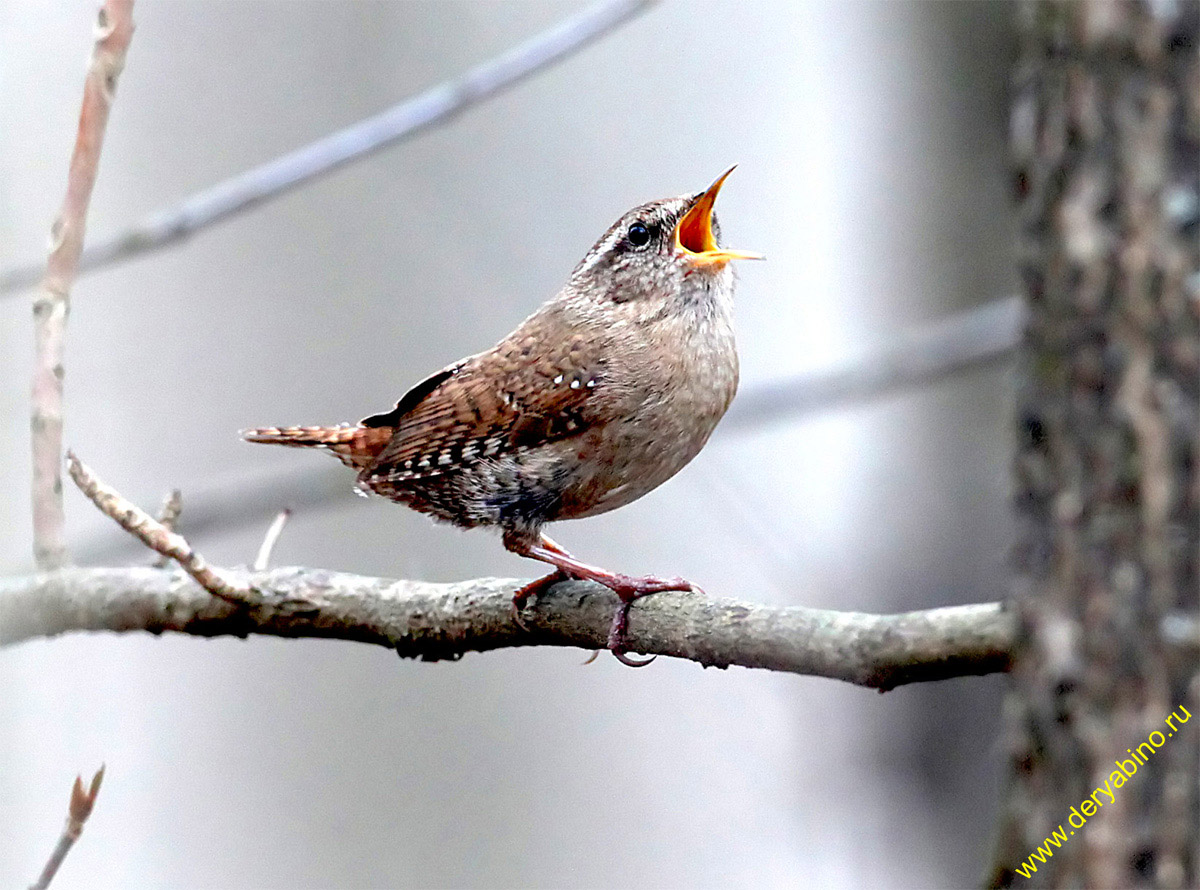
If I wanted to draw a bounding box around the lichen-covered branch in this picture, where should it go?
[31,0,135,569]
[0,565,1013,690]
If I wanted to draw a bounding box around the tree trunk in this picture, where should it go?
[991,2,1199,887]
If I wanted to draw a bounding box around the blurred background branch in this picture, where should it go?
[30,0,136,569]
[0,0,654,297]
[725,296,1022,429]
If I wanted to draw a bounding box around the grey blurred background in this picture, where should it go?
[1,1,1016,887]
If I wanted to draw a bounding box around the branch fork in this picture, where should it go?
[66,451,259,606]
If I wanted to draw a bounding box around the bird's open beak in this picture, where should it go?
[674,166,764,267]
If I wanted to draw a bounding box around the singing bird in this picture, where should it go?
[243,168,761,665]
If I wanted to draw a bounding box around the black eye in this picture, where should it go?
[627,222,651,247]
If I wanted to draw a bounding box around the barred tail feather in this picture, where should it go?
[240,424,392,470]
[241,425,356,447]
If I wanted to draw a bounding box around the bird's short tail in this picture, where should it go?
[240,424,391,470]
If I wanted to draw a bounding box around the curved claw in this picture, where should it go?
[605,599,660,668]
[510,569,571,633]
[611,649,656,668]
[581,650,601,666]
[511,599,530,632]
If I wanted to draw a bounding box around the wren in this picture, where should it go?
[243,167,761,665]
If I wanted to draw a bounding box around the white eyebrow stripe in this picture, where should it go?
[572,225,626,278]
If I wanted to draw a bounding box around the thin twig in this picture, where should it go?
[0,566,1013,689]
[0,0,655,296]
[31,0,136,569]
[151,488,182,567]
[253,508,291,571]
[29,765,105,890]
[79,462,349,564]
[65,451,257,605]
[154,488,183,531]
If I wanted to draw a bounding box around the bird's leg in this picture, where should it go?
[538,534,573,557]
[507,532,697,666]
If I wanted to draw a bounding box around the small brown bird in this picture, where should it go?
[243,168,761,665]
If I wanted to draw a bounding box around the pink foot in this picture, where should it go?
[602,575,699,667]
[504,531,701,668]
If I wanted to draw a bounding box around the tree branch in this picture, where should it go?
[0,566,1013,690]
[31,0,135,569]
[48,450,1019,689]
[0,0,654,296]
[36,439,1178,686]
[41,451,1014,687]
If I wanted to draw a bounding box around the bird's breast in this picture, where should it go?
[556,310,738,519]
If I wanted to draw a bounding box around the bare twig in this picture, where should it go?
[0,566,1013,689]
[66,451,257,605]
[253,508,291,571]
[154,488,183,531]
[31,0,136,569]
[151,488,182,567]
[0,0,655,296]
[29,765,105,890]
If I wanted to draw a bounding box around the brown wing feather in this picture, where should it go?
[361,321,607,488]
[359,363,463,429]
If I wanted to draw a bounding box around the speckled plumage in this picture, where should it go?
[244,171,757,663]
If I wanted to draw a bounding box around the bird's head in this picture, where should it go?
[568,167,762,318]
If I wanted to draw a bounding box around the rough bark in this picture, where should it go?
[0,567,1014,690]
[992,2,1200,887]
